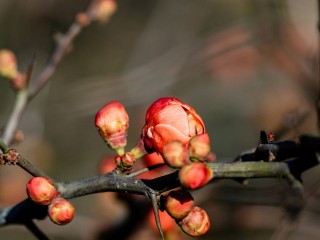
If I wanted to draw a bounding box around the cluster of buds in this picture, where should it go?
[94,97,213,237]
[151,190,210,237]
[0,49,27,90]
[26,177,75,225]
[139,97,213,189]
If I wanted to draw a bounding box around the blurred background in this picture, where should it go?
[0,0,319,239]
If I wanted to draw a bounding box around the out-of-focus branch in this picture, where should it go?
[1,0,117,146]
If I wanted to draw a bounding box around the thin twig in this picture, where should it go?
[0,138,52,179]
[25,220,49,240]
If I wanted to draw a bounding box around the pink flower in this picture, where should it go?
[141,97,205,154]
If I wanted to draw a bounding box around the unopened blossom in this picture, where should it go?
[179,206,210,237]
[48,198,75,225]
[179,162,213,190]
[26,177,57,205]
[95,101,129,154]
[141,97,205,154]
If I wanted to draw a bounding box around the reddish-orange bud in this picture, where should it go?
[179,162,213,190]
[115,152,136,171]
[95,101,129,154]
[48,198,75,225]
[141,97,205,154]
[0,49,18,79]
[188,133,211,162]
[162,141,189,168]
[179,206,210,237]
[164,190,194,220]
[26,177,57,205]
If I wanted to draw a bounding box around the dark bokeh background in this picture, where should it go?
[0,0,319,239]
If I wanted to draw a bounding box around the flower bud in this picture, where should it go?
[164,190,194,220]
[188,133,211,162]
[48,197,75,225]
[115,152,136,171]
[26,177,57,205]
[141,97,205,154]
[95,101,129,155]
[179,162,213,190]
[162,141,189,168]
[90,0,117,23]
[0,49,18,79]
[179,206,210,237]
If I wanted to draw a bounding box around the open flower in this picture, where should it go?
[141,97,205,154]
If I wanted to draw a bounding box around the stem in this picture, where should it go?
[2,89,28,145]
[0,138,51,179]
[25,221,49,240]
[28,23,82,100]
[58,173,152,199]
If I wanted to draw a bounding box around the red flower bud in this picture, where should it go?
[179,162,213,190]
[26,177,57,205]
[115,152,136,171]
[164,190,194,220]
[162,141,190,168]
[95,101,129,155]
[141,97,205,154]
[179,206,210,237]
[0,49,18,79]
[188,133,211,162]
[48,198,75,225]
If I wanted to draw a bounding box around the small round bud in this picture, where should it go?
[179,206,210,237]
[162,141,190,168]
[115,152,136,172]
[0,49,18,79]
[179,162,213,190]
[95,101,129,155]
[48,198,75,225]
[26,177,57,205]
[164,190,194,220]
[188,133,211,162]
